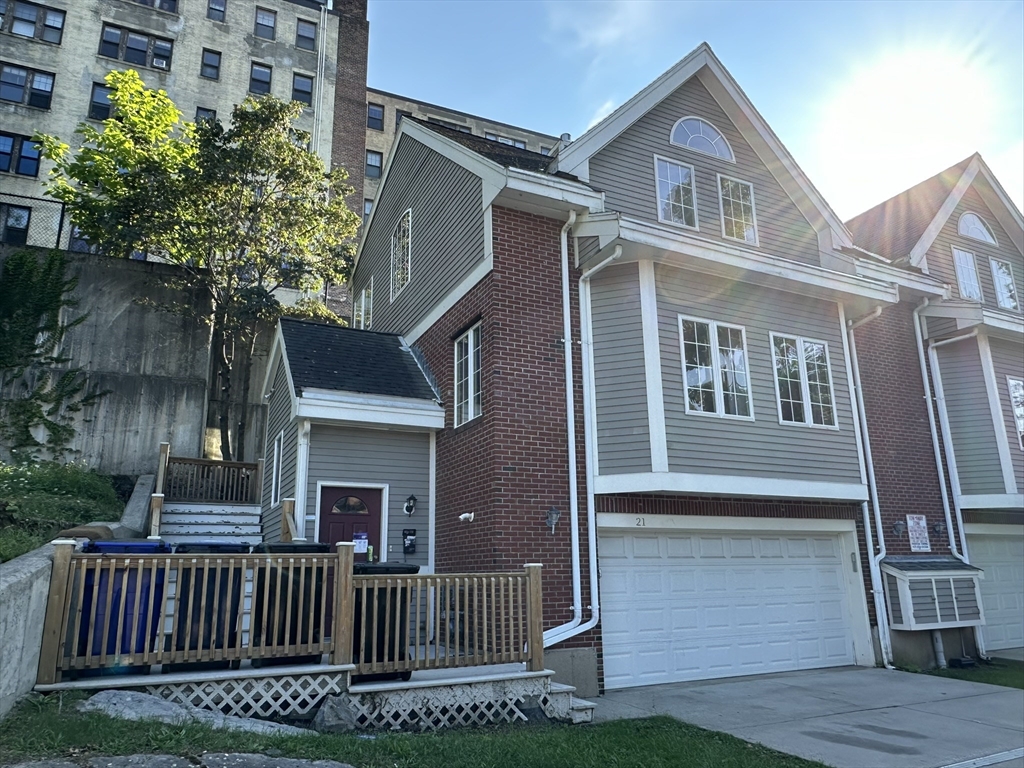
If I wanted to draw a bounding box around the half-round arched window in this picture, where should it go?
[670,117,734,161]
[958,212,997,245]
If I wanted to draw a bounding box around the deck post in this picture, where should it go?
[331,543,355,666]
[148,494,164,540]
[525,563,544,672]
[253,458,265,504]
[281,498,295,543]
[155,442,170,495]
[36,540,76,685]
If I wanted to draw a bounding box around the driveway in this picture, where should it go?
[594,666,1024,768]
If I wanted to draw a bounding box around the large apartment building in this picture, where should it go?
[361,86,559,217]
[0,0,368,248]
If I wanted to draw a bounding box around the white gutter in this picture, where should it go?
[545,244,621,647]
[544,210,582,646]
[846,306,894,669]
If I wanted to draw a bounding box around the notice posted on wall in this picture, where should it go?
[907,514,931,552]
[353,531,368,554]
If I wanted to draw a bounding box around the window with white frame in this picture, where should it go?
[719,175,757,244]
[990,258,1019,311]
[454,323,482,427]
[1007,377,1024,450]
[270,432,283,506]
[353,278,373,329]
[670,117,734,161]
[952,247,982,301]
[958,212,996,244]
[390,209,410,299]
[655,156,697,229]
[679,317,752,418]
[771,333,837,427]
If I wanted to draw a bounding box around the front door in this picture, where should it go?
[318,486,383,562]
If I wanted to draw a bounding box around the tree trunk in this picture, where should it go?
[234,329,258,462]
[214,313,234,461]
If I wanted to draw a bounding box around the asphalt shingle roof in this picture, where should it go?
[881,556,981,572]
[279,318,436,401]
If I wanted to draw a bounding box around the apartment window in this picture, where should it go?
[0,133,39,176]
[254,7,276,39]
[200,49,221,79]
[952,247,982,302]
[292,73,313,106]
[454,323,482,427]
[679,317,752,419]
[958,212,996,245]
[207,0,225,21]
[367,103,384,131]
[719,175,757,244]
[69,226,96,253]
[363,199,373,217]
[100,25,173,70]
[354,278,373,330]
[1,64,53,109]
[395,110,412,132]
[540,146,551,156]
[1007,377,1024,450]
[655,156,697,229]
[296,18,316,50]
[270,432,282,506]
[365,150,382,178]
[3,1,64,44]
[671,117,734,161]
[0,204,30,246]
[88,83,112,120]
[485,132,524,148]
[249,63,271,95]
[195,106,216,122]
[430,117,471,134]
[771,333,837,428]
[990,258,1019,310]
[390,209,411,299]
[133,0,178,11]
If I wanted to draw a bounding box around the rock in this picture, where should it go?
[78,690,309,736]
[4,762,80,768]
[88,757,194,767]
[311,695,359,734]
[200,754,354,768]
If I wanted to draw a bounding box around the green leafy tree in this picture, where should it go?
[0,250,104,460]
[39,70,360,460]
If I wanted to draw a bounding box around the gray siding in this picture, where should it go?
[591,263,651,474]
[352,135,485,336]
[305,425,431,571]
[588,75,821,265]
[990,338,1024,491]
[261,359,297,542]
[926,181,1024,312]
[936,337,1004,495]
[577,236,602,271]
[657,265,862,483]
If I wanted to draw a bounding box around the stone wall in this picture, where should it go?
[0,541,54,719]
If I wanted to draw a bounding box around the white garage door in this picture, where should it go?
[600,530,857,689]
[969,533,1024,651]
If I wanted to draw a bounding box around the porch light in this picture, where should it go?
[892,520,907,537]
[932,521,947,536]
[404,494,417,515]
[546,506,561,534]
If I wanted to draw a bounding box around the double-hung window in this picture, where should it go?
[1007,377,1024,451]
[367,103,384,131]
[254,7,276,39]
[390,209,411,299]
[89,83,112,120]
[365,150,382,178]
[655,156,697,229]
[1,63,54,109]
[0,133,39,176]
[719,174,757,244]
[200,49,221,79]
[207,0,225,21]
[952,247,982,301]
[270,432,283,506]
[296,19,316,50]
[990,258,1019,311]
[100,25,173,70]
[292,73,313,106]
[195,106,216,122]
[770,333,837,427]
[454,323,482,427]
[249,63,272,94]
[0,203,30,246]
[4,1,64,43]
[679,317,752,419]
[353,278,373,330]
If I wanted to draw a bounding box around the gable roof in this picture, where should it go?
[554,42,853,249]
[847,153,1024,268]
[278,317,436,401]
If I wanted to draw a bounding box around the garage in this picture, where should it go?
[599,524,866,690]
[967,531,1024,651]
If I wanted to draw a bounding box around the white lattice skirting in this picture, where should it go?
[147,672,344,718]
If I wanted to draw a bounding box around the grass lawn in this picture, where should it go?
[0,691,825,768]
[926,657,1024,690]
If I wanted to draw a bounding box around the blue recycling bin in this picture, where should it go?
[76,541,170,665]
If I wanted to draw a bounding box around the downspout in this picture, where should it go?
[847,306,895,669]
[293,418,311,541]
[545,244,621,647]
[309,1,329,158]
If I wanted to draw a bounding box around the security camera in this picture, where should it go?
[458,512,474,523]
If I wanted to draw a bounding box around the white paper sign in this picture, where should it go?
[353,532,368,554]
[907,515,931,552]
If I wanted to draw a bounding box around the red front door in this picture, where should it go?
[318,486,382,562]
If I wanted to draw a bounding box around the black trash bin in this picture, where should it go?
[75,540,171,677]
[163,542,250,673]
[251,542,332,666]
[352,562,420,683]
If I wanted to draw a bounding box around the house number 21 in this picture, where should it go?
[635,517,646,527]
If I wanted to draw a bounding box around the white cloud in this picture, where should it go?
[586,99,617,130]
[545,0,659,54]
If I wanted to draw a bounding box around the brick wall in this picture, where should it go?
[330,0,369,210]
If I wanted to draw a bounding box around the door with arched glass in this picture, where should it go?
[318,486,382,562]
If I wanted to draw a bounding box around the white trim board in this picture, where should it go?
[638,261,668,471]
[313,480,390,561]
[957,494,1024,510]
[976,334,1019,493]
[593,471,868,501]
[597,512,856,533]
[963,523,1024,536]
[295,392,443,430]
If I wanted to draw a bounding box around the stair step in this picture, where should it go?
[569,696,596,724]
[159,523,262,535]
[162,503,261,514]
[549,682,577,694]
[160,534,262,546]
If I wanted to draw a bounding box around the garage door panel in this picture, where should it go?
[632,536,662,558]
[600,530,857,688]
[968,533,1024,651]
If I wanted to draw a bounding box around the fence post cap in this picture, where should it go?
[151,493,165,499]
[50,538,77,546]
[523,562,543,568]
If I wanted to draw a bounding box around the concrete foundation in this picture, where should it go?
[545,647,599,698]
[890,627,979,670]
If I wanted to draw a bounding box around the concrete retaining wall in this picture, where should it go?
[0,541,54,719]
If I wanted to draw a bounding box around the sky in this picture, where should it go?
[366,0,1024,221]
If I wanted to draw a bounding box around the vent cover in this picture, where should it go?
[882,565,984,631]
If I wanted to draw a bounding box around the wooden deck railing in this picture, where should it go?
[163,456,262,504]
[36,542,543,685]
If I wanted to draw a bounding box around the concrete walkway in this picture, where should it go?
[595,666,1024,768]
